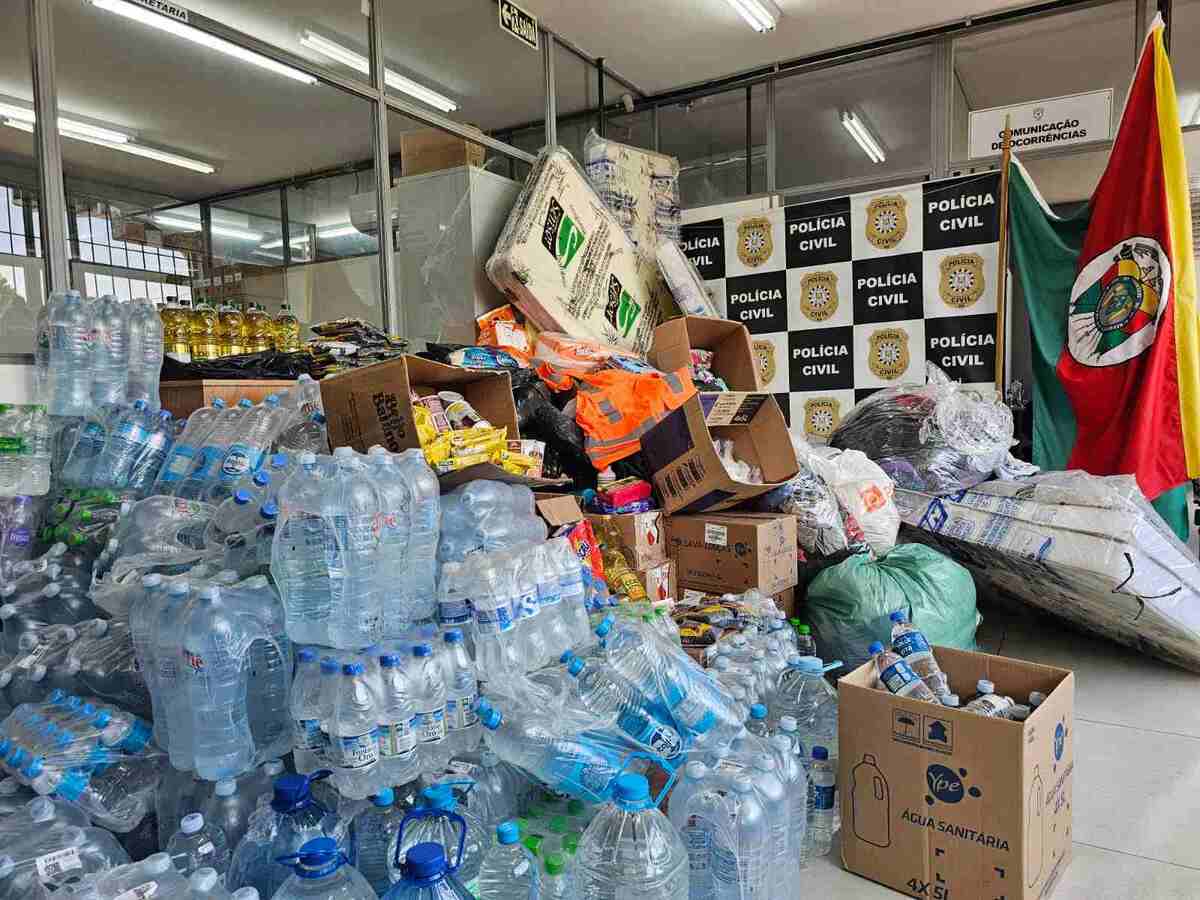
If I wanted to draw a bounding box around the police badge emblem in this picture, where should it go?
[803,397,840,440]
[752,339,776,386]
[939,253,986,309]
[865,195,908,250]
[799,271,839,322]
[736,217,773,267]
[867,327,910,380]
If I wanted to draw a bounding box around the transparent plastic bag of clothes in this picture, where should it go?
[807,447,900,556]
[829,362,1014,494]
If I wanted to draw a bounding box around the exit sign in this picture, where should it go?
[499,0,539,51]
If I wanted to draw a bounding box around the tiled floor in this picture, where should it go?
[804,597,1200,898]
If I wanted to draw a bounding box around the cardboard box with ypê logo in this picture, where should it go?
[839,646,1074,900]
[667,512,798,595]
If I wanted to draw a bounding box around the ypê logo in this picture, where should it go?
[926,765,964,804]
[1054,722,1065,761]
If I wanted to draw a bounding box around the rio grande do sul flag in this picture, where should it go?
[1008,15,1200,502]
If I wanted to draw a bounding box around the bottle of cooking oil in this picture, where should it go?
[161,297,193,363]
[217,303,244,357]
[595,518,648,604]
[245,303,274,353]
[188,299,221,361]
[273,303,301,352]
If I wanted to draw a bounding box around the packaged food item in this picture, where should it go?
[439,392,492,430]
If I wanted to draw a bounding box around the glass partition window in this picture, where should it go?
[660,84,766,206]
[287,170,379,265]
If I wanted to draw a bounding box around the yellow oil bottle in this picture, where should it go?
[245,303,274,353]
[188,300,221,361]
[160,297,193,363]
[216,303,244,357]
[273,303,301,352]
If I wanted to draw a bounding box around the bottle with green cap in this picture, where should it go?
[794,621,817,656]
[542,852,573,899]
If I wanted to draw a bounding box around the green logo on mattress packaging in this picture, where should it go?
[606,274,641,337]
[541,197,585,269]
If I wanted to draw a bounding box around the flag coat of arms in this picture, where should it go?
[1008,16,1200,513]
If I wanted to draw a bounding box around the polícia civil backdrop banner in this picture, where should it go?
[679,172,1003,442]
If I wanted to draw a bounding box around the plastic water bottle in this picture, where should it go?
[90,294,129,406]
[395,449,439,619]
[373,651,419,787]
[189,867,233,898]
[367,449,412,633]
[89,852,190,900]
[381,841,475,900]
[746,703,771,739]
[441,630,479,757]
[868,641,938,703]
[155,580,192,768]
[177,398,253,500]
[390,784,485,891]
[278,412,330,456]
[552,539,592,648]
[127,409,174,495]
[93,400,151,489]
[575,773,687,899]
[436,563,474,655]
[204,777,257,853]
[889,611,950,699]
[469,554,522,687]
[325,447,383,649]
[182,585,258,780]
[47,290,93,417]
[329,662,382,800]
[770,733,808,873]
[166,812,231,878]
[291,648,324,774]
[963,685,1016,718]
[214,397,284,496]
[274,836,376,900]
[353,788,403,895]
[273,452,333,646]
[541,852,573,900]
[477,820,540,899]
[155,398,227,493]
[567,656,683,759]
[33,297,53,405]
[809,747,835,857]
[0,496,40,580]
[126,296,164,405]
[532,542,574,664]
[504,551,549,672]
[411,643,449,772]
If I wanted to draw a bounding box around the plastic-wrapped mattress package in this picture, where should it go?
[895,470,1200,671]
[829,363,1014,494]
[656,241,720,318]
[486,147,664,356]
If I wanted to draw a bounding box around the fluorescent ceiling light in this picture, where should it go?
[299,30,458,112]
[87,0,316,85]
[0,102,131,143]
[259,223,360,250]
[3,118,215,174]
[723,0,780,32]
[841,110,886,164]
[154,214,262,241]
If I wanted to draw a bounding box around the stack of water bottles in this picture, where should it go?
[58,400,176,495]
[0,404,51,498]
[0,495,42,580]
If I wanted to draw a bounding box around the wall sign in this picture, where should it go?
[126,0,190,22]
[679,172,1002,440]
[498,0,539,51]
[967,89,1112,160]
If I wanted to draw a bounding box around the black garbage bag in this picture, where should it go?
[161,350,316,381]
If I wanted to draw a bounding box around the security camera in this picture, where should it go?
[621,93,635,114]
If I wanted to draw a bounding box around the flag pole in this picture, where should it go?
[994,115,1013,395]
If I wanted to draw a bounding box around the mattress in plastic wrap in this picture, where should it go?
[894,471,1200,671]
[486,146,664,356]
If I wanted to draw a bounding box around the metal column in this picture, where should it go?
[543,31,557,147]
[930,36,953,179]
[368,1,398,335]
[745,85,753,196]
[597,57,606,137]
[765,79,776,193]
[27,0,69,293]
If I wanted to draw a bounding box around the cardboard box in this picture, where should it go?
[649,315,763,392]
[668,512,798,596]
[320,355,568,489]
[399,127,487,177]
[638,559,676,605]
[160,379,296,419]
[838,647,1074,900]
[585,511,667,570]
[642,393,798,515]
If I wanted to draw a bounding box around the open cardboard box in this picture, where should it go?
[839,647,1074,900]
[641,392,798,515]
[319,355,569,491]
[649,315,763,392]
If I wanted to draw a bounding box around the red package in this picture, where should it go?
[556,519,605,581]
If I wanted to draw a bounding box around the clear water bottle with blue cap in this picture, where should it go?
[441,629,479,757]
[366,448,412,631]
[576,772,688,899]
[353,787,405,896]
[274,836,375,900]
[394,449,440,620]
[477,820,540,899]
[329,661,383,800]
[324,447,383,649]
[809,746,836,857]
[388,783,484,894]
[212,396,285,500]
[768,654,841,763]
[381,841,474,900]
[90,294,129,406]
[272,452,333,647]
[93,400,151,488]
[206,488,263,545]
[411,643,448,773]
[566,655,684,760]
[290,648,324,774]
[176,398,254,500]
[47,289,93,417]
[126,409,175,495]
[154,398,227,493]
[889,610,951,700]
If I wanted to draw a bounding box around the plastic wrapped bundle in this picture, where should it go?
[829,363,1014,494]
[0,805,130,899]
[437,481,547,564]
[65,620,151,720]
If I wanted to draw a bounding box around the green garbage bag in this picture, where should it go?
[804,543,980,672]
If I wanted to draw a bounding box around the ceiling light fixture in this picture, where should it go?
[0,102,131,143]
[154,214,262,241]
[3,119,216,174]
[259,222,360,250]
[723,0,780,32]
[299,30,458,112]
[841,110,886,164]
[87,0,316,85]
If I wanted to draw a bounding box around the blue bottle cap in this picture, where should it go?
[319,658,339,674]
[496,821,520,845]
[750,704,767,720]
[271,773,313,813]
[380,653,401,668]
[413,643,432,658]
[213,398,227,409]
[237,399,252,409]
[290,837,340,878]
[233,490,252,505]
[261,502,279,520]
[595,616,614,638]
[159,410,173,422]
[406,842,448,881]
[889,610,907,623]
[613,773,650,804]
[812,746,829,760]
[313,412,327,424]
[270,452,288,469]
[342,662,364,676]
[567,658,584,677]
[372,788,394,807]
[868,641,885,655]
[253,471,271,487]
[443,630,463,644]
[421,784,455,811]
[297,648,317,663]
[480,707,502,730]
[559,650,575,665]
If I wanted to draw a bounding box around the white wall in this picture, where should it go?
[0,363,35,404]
